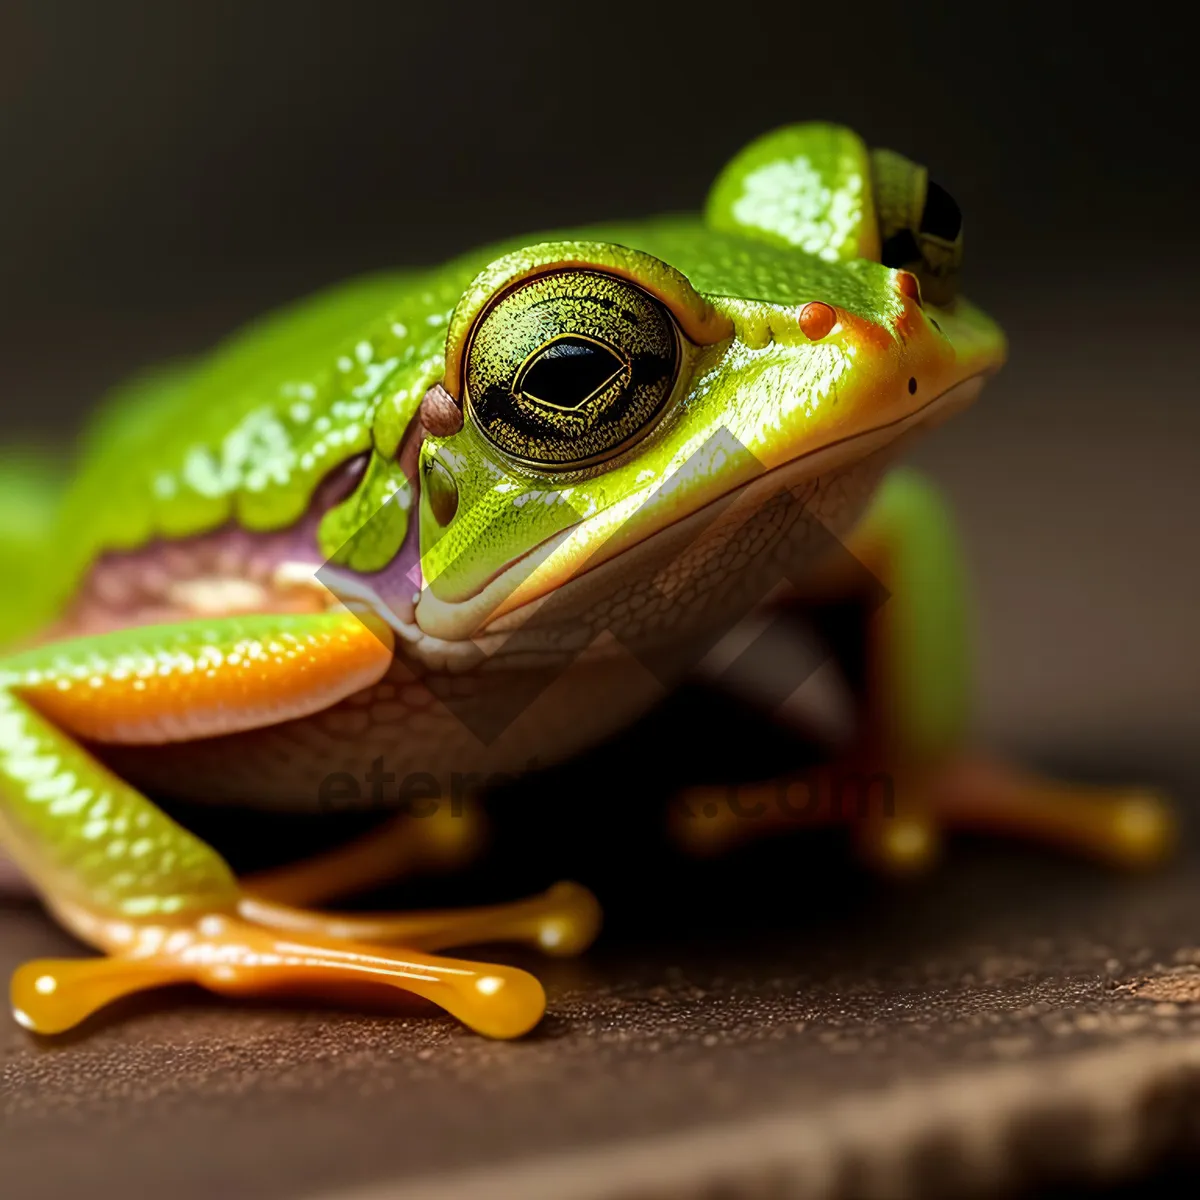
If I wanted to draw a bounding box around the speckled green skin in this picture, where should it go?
[4,123,1000,645]
[0,672,239,918]
[0,123,1005,930]
[35,224,891,618]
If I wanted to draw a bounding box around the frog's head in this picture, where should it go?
[410,123,1005,655]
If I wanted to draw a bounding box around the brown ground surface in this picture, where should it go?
[4,796,1200,1200]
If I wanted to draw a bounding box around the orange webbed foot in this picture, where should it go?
[11,882,604,1039]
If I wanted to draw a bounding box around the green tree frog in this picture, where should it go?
[0,124,1172,1039]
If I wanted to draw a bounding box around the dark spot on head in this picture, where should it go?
[908,377,917,395]
[419,383,463,437]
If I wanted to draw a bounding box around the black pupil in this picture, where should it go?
[519,337,624,410]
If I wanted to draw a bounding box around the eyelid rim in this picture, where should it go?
[442,241,733,403]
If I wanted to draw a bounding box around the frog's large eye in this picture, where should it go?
[462,269,679,470]
[870,148,963,305]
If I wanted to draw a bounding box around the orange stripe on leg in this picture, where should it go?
[12,611,394,745]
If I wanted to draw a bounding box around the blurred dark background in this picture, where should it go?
[1,1,1195,407]
[1,10,1199,1197]
[0,0,1197,755]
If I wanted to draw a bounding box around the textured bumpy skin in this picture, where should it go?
[0,681,240,919]
[7,126,1000,645]
[2,122,1090,1042]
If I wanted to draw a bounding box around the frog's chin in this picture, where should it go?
[413,372,988,644]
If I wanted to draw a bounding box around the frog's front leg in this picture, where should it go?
[0,611,596,1038]
[673,468,1174,870]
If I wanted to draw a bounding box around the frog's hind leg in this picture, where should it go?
[672,468,1175,871]
[848,468,1173,870]
[233,756,598,956]
[239,882,602,958]
[0,611,590,1038]
[241,802,486,908]
[231,814,598,958]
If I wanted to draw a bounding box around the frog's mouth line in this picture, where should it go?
[412,371,989,644]
[54,371,984,672]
